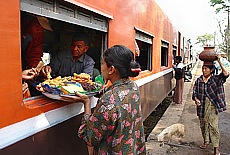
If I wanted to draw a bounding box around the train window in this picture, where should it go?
[172,45,177,64]
[134,28,153,71]
[135,40,152,71]
[21,12,106,100]
[161,41,169,67]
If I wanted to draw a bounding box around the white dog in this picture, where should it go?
[157,123,185,147]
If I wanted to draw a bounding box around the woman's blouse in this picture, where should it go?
[78,78,146,154]
[192,72,229,118]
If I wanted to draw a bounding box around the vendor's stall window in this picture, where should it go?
[21,12,106,100]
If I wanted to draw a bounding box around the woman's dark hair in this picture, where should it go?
[103,45,141,78]
[203,64,215,75]
[175,56,182,62]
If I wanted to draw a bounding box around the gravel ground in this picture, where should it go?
[144,61,230,155]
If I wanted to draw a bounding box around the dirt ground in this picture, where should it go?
[170,79,230,155]
[144,62,230,155]
[165,74,230,155]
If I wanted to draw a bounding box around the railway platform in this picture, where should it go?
[146,60,230,155]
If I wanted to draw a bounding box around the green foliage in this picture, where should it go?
[209,0,229,13]
[195,33,214,46]
[209,0,230,59]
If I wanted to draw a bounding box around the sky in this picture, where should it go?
[154,0,225,49]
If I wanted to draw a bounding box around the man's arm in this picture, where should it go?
[82,55,95,78]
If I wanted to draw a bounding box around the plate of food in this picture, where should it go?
[35,73,103,100]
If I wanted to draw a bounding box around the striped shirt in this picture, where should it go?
[192,72,229,118]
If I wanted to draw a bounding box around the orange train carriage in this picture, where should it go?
[0,0,193,154]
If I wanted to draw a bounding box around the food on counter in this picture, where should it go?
[42,76,69,87]
[61,84,85,94]
[80,82,96,91]
[47,72,52,79]
[74,73,90,80]
[36,73,100,94]
[72,73,92,84]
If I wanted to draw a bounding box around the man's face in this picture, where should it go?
[70,40,89,58]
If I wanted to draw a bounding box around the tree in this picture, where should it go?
[216,18,228,52]
[195,33,214,47]
[209,0,230,59]
[209,0,230,13]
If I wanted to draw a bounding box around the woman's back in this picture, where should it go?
[91,79,146,154]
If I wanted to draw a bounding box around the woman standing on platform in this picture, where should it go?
[192,55,229,155]
[173,56,185,104]
[62,45,146,155]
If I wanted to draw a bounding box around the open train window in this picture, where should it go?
[135,40,152,71]
[172,45,177,64]
[134,28,153,71]
[20,12,107,99]
[161,40,169,67]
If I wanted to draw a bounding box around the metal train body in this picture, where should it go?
[0,0,192,154]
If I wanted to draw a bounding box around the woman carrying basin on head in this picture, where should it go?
[192,54,229,155]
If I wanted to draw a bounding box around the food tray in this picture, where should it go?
[42,91,99,102]
[34,75,104,101]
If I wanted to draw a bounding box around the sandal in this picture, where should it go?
[199,143,209,149]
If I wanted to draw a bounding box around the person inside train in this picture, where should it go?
[42,32,95,78]
[21,15,53,70]
[60,45,146,155]
[22,68,39,98]
[192,55,229,155]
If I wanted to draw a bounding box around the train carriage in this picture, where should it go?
[0,0,192,154]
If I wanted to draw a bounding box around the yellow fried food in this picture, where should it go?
[41,73,94,88]
[42,76,65,87]
[47,72,52,79]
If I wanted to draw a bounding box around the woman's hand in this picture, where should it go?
[22,68,39,80]
[22,82,31,98]
[172,64,176,68]
[22,82,29,94]
[216,54,221,62]
[60,92,91,114]
[41,66,52,76]
[216,54,229,76]
[194,97,201,106]
[60,92,89,103]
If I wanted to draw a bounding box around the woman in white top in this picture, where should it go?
[173,56,185,104]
